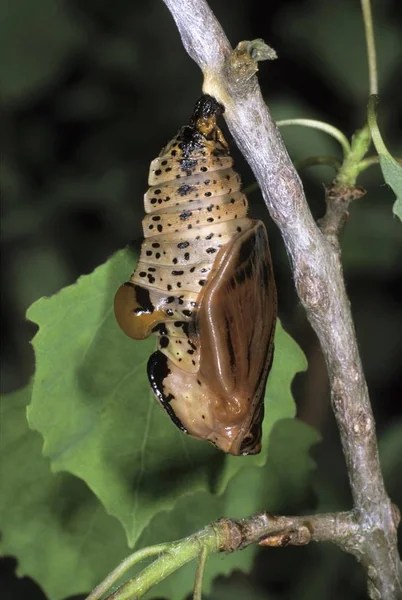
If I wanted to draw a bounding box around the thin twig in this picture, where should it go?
[103,527,220,600]
[162,1,402,598]
[367,95,389,156]
[360,0,378,95]
[193,545,209,600]
[86,543,171,600]
[276,118,351,157]
[293,155,342,172]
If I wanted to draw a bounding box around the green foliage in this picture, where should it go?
[379,156,402,222]
[0,379,316,600]
[26,248,317,549]
[2,1,401,599]
[0,382,316,600]
[0,385,130,600]
[368,96,402,223]
[0,248,316,598]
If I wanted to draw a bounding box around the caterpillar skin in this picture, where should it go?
[114,95,277,455]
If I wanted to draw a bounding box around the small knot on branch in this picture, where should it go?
[230,39,277,83]
[318,183,366,248]
[259,525,312,547]
[295,263,330,312]
[215,513,320,553]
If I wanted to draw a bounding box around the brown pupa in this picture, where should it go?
[114,95,277,455]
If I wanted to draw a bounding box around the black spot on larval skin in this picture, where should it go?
[160,336,169,348]
[179,158,198,175]
[133,285,154,315]
[174,321,191,337]
[152,323,168,336]
[177,184,194,196]
[179,210,193,221]
[147,351,187,432]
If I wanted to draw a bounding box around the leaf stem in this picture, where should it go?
[355,155,379,173]
[86,543,171,600]
[360,0,378,95]
[103,527,220,600]
[276,119,351,157]
[293,155,342,173]
[193,545,210,600]
[367,95,389,156]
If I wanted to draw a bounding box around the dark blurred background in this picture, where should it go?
[1,0,401,599]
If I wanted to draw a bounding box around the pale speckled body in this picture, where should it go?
[114,95,277,455]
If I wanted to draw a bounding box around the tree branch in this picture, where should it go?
[220,511,360,552]
[87,511,364,600]
[162,1,402,598]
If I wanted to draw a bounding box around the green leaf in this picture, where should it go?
[379,156,402,222]
[367,95,402,223]
[27,248,318,553]
[0,385,130,600]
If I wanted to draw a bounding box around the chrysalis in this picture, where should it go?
[114,95,277,455]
